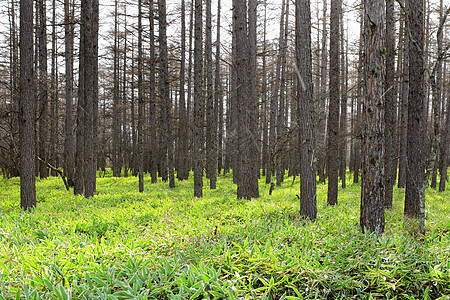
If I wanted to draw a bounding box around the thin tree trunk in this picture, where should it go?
[360,0,385,235]
[383,0,396,208]
[326,0,341,205]
[138,0,144,192]
[296,0,317,220]
[159,0,175,188]
[405,0,425,235]
[193,0,203,197]
[178,0,189,181]
[205,0,216,189]
[38,0,48,179]
[149,0,158,184]
[19,0,36,210]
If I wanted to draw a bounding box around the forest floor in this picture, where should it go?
[0,172,449,299]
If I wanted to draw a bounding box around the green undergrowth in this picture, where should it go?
[0,172,449,299]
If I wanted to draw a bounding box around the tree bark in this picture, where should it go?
[384,0,396,208]
[326,0,340,205]
[405,0,425,235]
[193,0,203,197]
[360,0,385,235]
[64,0,74,187]
[296,0,317,220]
[19,0,36,210]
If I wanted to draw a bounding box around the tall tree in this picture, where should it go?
[266,0,285,186]
[37,0,48,179]
[215,0,223,176]
[137,0,144,192]
[193,0,203,197]
[149,0,158,184]
[19,0,36,210]
[112,0,121,177]
[64,0,75,187]
[384,0,396,208]
[405,0,425,234]
[159,0,175,188]
[205,0,216,189]
[317,0,328,183]
[296,0,317,220]
[360,0,385,235]
[177,0,189,181]
[326,0,340,205]
[49,0,58,176]
[234,0,259,199]
[81,0,98,198]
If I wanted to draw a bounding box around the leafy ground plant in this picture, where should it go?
[0,173,449,299]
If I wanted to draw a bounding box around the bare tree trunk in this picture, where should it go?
[19,0,36,210]
[353,2,363,184]
[112,0,121,177]
[38,0,48,179]
[138,0,144,192]
[338,9,347,189]
[205,0,216,189]
[405,0,425,235]
[276,0,289,187]
[81,0,98,198]
[149,0,158,184]
[266,0,285,186]
[296,0,316,220]
[177,0,189,181]
[215,0,223,176]
[383,0,396,208]
[261,0,268,177]
[398,14,408,189]
[317,0,327,183]
[49,0,58,176]
[326,0,341,205]
[248,0,259,197]
[159,0,175,188]
[360,0,385,235]
[193,0,203,197]
[122,11,129,178]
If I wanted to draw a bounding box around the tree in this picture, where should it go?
[205,0,216,189]
[384,0,396,208]
[317,0,327,183]
[64,0,75,187]
[326,0,340,205]
[193,0,203,197]
[233,0,259,199]
[37,0,48,179]
[19,0,36,210]
[138,0,144,192]
[296,0,316,220]
[177,0,189,181]
[405,0,425,234]
[359,0,385,235]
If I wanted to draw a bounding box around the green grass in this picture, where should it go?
[0,172,449,299]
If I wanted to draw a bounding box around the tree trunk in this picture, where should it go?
[326,0,340,205]
[317,0,328,183]
[205,0,216,189]
[405,0,425,235]
[193,0,203,197]
[64,0,74,187]
[38,0,48,179]
[19,0,36,210]
[360,0,385,235]
[159,0,175,188]
[383,0,396,208]
[149,0,158,184]
[296,0,317,220]
[137,0,144,192]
